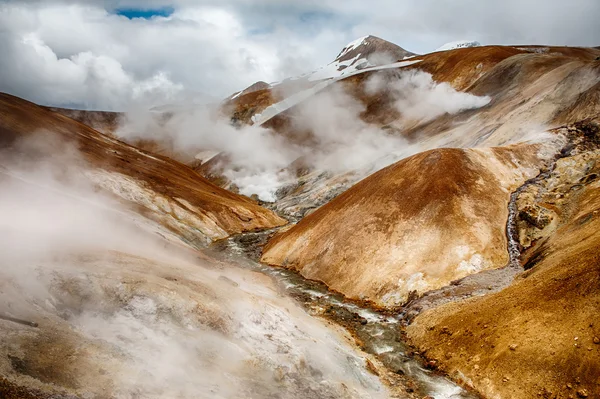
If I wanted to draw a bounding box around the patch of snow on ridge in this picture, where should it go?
[308,53,368,82]
[336,35,370,58]
[435,40,481,52]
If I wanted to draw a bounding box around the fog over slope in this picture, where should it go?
[0,133,388,398]
[115,67,491,201]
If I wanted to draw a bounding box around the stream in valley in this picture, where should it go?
[210,230,479,399]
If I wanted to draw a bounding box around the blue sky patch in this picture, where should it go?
[115,6,174,19]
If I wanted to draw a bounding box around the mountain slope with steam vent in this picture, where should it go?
[224,35,417,127]
[254,41,600,398]
[0,95,385,398]
[226,44,598,134]
[3,31,600,399]
[254,45,600,216]
[0,93,286,244]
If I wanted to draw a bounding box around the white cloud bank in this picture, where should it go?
[0,1,598,109]
[0,2,342,109]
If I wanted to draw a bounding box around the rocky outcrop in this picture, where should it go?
[262,144,553,307]
[516,122,600,250]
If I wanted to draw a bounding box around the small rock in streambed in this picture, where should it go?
[593,336,599,344]
[425,360,437,370]
[577,388,589,398]
[440,326,452,335]
[217,275,239,287]
[509,344,518,351]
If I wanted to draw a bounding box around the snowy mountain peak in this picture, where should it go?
[334,35,415,64]
[298,36,417,84]
[435,40,481,52]
[335,35,371,60]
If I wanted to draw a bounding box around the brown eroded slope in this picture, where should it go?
[225,86,280,125]
[0,92,286,243]
[406,148,600,399]
[261,144,550,307]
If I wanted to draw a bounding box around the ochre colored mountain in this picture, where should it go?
[259,45,600,306]
[255,43,600,397]
[261,145,551,306]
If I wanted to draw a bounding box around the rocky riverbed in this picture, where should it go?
[211,229,479,399]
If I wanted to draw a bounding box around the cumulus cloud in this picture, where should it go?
[0,1,598,110]
[0,2,340,110]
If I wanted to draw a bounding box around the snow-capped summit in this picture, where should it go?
[308,35,415,81]
[435,40,481,52]
[334,35,415,67]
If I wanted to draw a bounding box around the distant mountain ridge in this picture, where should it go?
[435,40,481,51]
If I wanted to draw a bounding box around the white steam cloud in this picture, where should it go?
[116,69,491,201]
[366,69,491,124]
